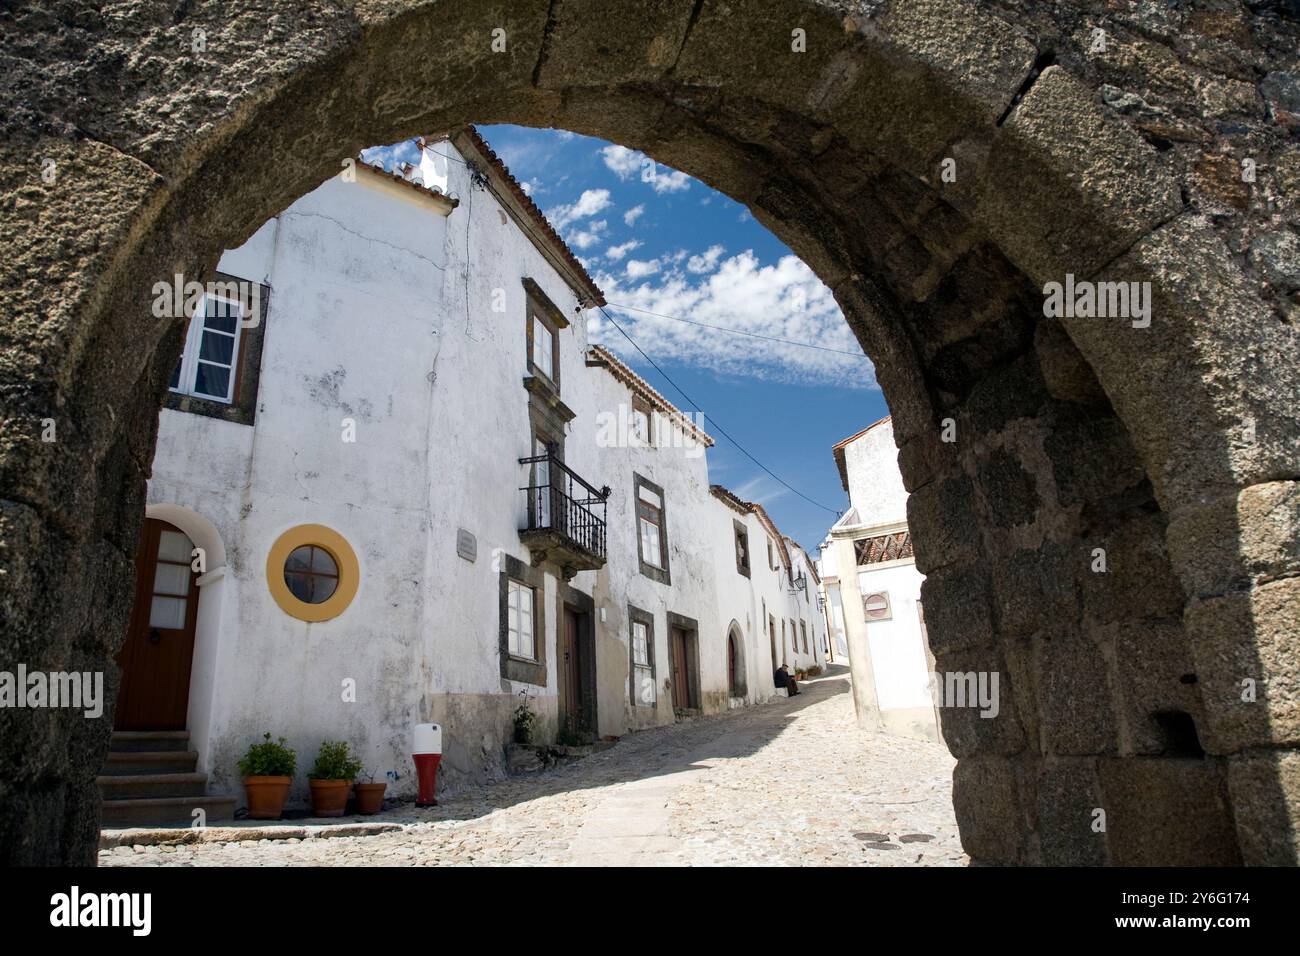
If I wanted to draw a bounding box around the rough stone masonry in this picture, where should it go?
[0,0,1296,865]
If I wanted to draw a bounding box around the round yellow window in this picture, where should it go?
[266,525,359,622]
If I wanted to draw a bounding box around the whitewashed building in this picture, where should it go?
[108,129,822,824]
[822,417,939,742]
[708,486,827,691]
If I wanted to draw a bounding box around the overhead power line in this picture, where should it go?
[605,301,868,358]
[598,306,845,516]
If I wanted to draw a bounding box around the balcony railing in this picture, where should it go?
[518,451,609,568]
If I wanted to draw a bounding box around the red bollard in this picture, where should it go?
[414,723,442,807]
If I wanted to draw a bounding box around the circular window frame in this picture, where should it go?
[266,524,359,622]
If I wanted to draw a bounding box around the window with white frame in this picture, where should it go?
[638,485,664,568]
[631,395,653,446]
[506,578,537,660]
[170,293,244,403]
[531,312,555,382]
[631,618,655,706]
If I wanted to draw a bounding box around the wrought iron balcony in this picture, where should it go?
[518,451,609,576]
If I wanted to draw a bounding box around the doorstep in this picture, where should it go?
[99,819,404,850]
[506,736,620,774]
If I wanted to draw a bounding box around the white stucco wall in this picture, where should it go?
[151,168,454,800]
[142,139,819,810]
[856,562,931,711]
[828,417,936,742]
[843,419,908,527]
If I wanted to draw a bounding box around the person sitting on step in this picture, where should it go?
[773,663,800,696]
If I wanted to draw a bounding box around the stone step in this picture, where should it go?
[109,730,191,753]
[101,750,199,775]
[101,795,237,829]
[97,772,207,800]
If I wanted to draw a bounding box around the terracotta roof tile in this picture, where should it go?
[588,345,715,447]
[709,483,752,516]
[356,158,460,208]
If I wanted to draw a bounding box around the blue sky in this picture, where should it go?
[366,126,891,552]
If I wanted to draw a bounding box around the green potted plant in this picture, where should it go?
[513,692,538,744]
[307,740,363,817]
[353,769,387,815]
[238,733,297,820]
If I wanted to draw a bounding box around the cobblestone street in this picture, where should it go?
[101,669,966,866]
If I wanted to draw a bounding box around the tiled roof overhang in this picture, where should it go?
[587,345,715,448]
[450,126,606,309]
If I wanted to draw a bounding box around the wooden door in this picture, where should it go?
[561,606,583,729]
[115,518,200,730]
[670,627,690,710]
[727,633,737,696]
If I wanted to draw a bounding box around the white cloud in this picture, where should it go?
[605,240,642,261]
[600,145,691,194]
[589,249,872,389]
[546,188,612,230]
[569,220,608,250]
[600,145,643,180]
[650,169,691,194]
[687,244,725,274]
[625,258,661,279]
[623,204,645,227]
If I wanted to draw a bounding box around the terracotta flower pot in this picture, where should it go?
[243,775,292,820]
[309,778,351,817]
[353,782,387,815]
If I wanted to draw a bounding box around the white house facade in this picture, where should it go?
[107,129,823,825]
[823,417,939,743]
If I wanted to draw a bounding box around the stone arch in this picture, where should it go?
[726,620,748,700]
[2,0,1296,865]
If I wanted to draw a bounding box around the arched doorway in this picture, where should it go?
[3,0,1296,866]
[115,519,199,731]
[726,622,747,700]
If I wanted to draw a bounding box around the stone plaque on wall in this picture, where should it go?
[456,528,477,562]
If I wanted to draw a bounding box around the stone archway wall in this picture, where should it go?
[1,1,1296,865]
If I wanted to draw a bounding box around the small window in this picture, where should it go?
[149,528,195,629]
[631,618,655,706]
[267,524,360,623]
[527,299,560,389]
[631,395,653,446]
[639,516,662,568]
[800,620,809,654]
[734,521,750,577]
[171,293,244,404]
[283,544,339,605]
[532,314,554,379]
[507,578,537,660]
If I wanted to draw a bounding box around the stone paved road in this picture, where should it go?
[100,669,967,866]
